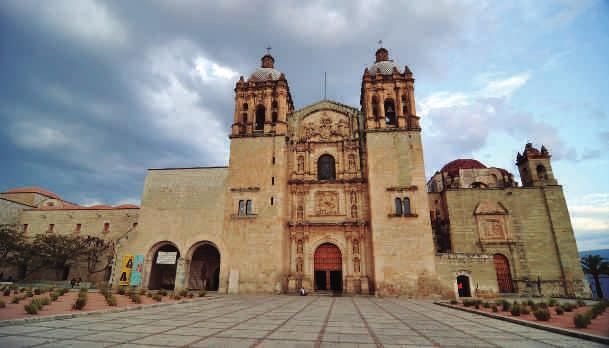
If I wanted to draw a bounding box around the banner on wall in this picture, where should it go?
[118,255,134,286]
[156,251,177,265]
[129,255,144,286]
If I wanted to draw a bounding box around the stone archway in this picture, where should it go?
[314,243,342,292]
[148,243,180,290]
[188,243,221,291]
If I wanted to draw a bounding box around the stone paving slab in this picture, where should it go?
[0,296,605,347]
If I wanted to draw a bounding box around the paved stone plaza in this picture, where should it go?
[0,296,603,348]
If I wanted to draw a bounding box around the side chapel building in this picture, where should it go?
[0,48,590,298]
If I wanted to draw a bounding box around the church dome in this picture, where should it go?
[368,47,402,75]
[369,60,401,75]
[440,159,487,176]
[249,53,283,81]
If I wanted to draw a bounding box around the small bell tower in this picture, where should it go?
[516,143,558,186]
[360,47,419,130]
[232,50,293,137]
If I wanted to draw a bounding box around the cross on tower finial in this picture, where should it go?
[378,40,383,47]
[266,46,272,54]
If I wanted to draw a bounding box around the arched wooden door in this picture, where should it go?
[314,243,342,291]
[494,254,514,293]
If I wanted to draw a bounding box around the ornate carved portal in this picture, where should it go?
[314,243,342,291]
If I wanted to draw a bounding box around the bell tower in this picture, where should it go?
[362,47,442,296]
[223,51,293,293]
[232,52,293,137]
[516,143,558,186]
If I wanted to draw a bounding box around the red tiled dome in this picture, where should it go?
[4,187,61,200]
[440,159,487,176]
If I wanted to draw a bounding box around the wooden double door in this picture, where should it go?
[314,243,342,292]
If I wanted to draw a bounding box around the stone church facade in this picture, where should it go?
[0,48,590,298]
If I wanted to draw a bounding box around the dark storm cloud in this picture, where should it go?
[0,0,498,204]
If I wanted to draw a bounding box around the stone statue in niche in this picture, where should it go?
[297,156,304,173]
[350,191,357,204]
[316,191,338,215]
[297,240,303,253]
[353,239,359,254]
[351,205,358,218]
[348,154,356,171]
[296,206,304,220]
[354,257,360,273]
[296,257,303,273]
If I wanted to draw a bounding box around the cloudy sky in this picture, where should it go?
[0,1,607,251]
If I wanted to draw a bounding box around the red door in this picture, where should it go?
[314,243,342,291]
[494,254,514,293]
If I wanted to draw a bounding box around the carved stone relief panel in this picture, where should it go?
[315,191,339,215]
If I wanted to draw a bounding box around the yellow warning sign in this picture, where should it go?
[118,255,134,286]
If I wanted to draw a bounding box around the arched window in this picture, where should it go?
[272,111,278,123]
[403,197,411,215]
[255,105,265,131]
[271,100,278,109]
[317,154,336,180]
[394,197,403,216]
[351,205,358,219]
[401,94,407,115]
[385,99,396,125]
[238,200,245,216]
[242,103,248,111]
[371,96,379,120]
[536,165,547,181]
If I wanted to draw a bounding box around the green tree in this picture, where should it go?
[81,236,115,280]
[34,233,88,280]
[581,255,609,299]
[0,225,41,279]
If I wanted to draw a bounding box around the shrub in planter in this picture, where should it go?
[555,306,564,315]
[548,298,558,307]
[152,294,162,302]
[463,299,474,307]
[533,309,551,321]
[562,303,574,312]
[24,303,38,314]
[30,299,42,310]
[26,291,33,297]
[139,289,147,296]
[0,300,5,308]
[146,292,153,298]
[40,297,51,306]
[538,302,548,309]
[574,313,590,328]
[172,293,182,300]
[483,302,490,308]
[450,299,458,305]
[73,297,87,310]
[179,289,188,297]
[106,295,117,306]
[187,293,194,298]
[3,288,10,296]
[502,300,511,312]
[11,296,20,304]
[158,289,167,296]
[131,294,142,304]
[198,290,207,297]
[510,303,521,316]
[33,288,41,295]
[491,305,498,313]
[576,299,586,307]
[50,293,58,301]
[117,287,126,295]
[521,306,530,315]
[531,303,539,311]
[527,299,534,307]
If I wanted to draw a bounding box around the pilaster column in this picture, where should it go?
[174,257,187,291]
